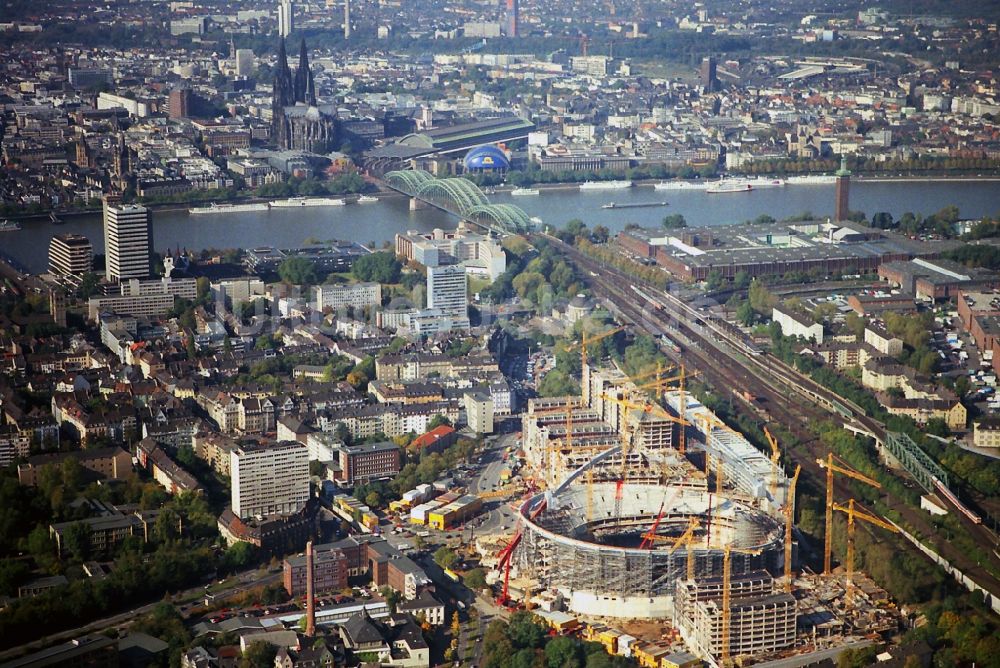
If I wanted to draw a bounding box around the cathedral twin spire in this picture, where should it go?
[274,37,316,109]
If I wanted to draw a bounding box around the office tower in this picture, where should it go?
[48,233,93,285]
[835,157,851,221]
[344,0,351,39]
[700,56,718,91]
[235,49,255,77]
[230,441,309,519]
[168,88,191,119]
[103,203,152,283]
[507,0,519,37]
[427,264,468,317]
[278,0,294,38]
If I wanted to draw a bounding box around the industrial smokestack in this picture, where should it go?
[344,0,351,39]
[305,540,316,637]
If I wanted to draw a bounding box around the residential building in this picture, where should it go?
[973,418,1000,448]
[136,438,203,495]
[48,233,93,285]
[0,426,31,468]
[772,306,824,343]
[103,203,152,282]
[17,447,132,487]
[314,282,382,311]
[335,441,401,485]
[464,391,494,434]
[864,324,904,357]
[231,441,310,519]
[879,395,967,430]
[50,513,144,556]
[426,264,467,317]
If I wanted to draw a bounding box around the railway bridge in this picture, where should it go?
[382,169,535,235]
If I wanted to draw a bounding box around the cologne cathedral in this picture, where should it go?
[271,38,338,153]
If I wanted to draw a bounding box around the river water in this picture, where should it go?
[6,179,1000,274]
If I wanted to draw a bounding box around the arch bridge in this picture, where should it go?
[382,169,535,234]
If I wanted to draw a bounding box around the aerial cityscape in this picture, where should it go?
[1,0,1000,666]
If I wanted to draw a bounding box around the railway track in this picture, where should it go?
[540,235,1000,593]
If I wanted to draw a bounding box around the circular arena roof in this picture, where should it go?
[463,145,510,171]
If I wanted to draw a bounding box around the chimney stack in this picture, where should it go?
[305,540,316,637]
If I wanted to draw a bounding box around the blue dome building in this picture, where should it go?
[463,145,510,172]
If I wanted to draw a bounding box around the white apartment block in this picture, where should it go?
[230,441,309,519]
[771,306,823,344]
[314,282,382,311]
[864,325,904,357]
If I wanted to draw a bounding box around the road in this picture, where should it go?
[0,567,282,662]
[469,433,520,537]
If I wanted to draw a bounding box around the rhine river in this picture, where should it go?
[5,179,1000,274]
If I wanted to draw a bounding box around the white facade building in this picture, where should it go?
[231,441,309,519]
[427,265,467,318]
[314,282,382,311]
[771,306,824,344]
[104,203,152,282]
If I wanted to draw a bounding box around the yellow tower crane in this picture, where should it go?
[664,517,701,582]
[721,545,763,667]
[784,464,801,593]
[816,453,881,576]
[763,426,781,498]
[830,498,899,608]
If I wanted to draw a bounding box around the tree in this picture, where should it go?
[464,567,487,591]
[544,636,581,668]
[352,252,401,283]
[241,640,277,668]
[451,610,461,638]
[63,521,92,561]
[428,414,452,430]
[278,257,318,285]
[591,225,610,243]
[381,586,401,614]
[433,546,459,570]
[537,368,579,397]
[662,213,687,229]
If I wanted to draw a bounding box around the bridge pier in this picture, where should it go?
[409,197,427,211]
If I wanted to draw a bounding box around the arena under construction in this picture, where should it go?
[511,364,793,619]
[514,482,784,618]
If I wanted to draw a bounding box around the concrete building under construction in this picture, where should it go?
[674,571,797,663]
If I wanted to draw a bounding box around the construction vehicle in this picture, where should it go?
[784,465,801,593]
[495,497,547,607]
[830,498,899,608]
[816,453,881,575]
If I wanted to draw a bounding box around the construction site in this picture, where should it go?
[479,329,907,666]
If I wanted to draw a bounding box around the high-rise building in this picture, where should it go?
[231,441,309,519]
[506,0,519,37]
[278,0,294,38]
[427,264,468,317]
[700,56,718,91]
[235,49,255,77]
[103,203,152,283]
[168,88,191,119]
[834,156,851,222]
[48,233,93,285]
